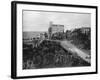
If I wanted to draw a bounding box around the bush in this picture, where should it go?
[23,40,90,69]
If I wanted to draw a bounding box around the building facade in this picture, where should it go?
[80,27,90,35]
[48,22,64,39]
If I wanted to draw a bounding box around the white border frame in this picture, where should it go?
[16,3,96,77]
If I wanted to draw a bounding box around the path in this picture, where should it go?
[60,40,91,63]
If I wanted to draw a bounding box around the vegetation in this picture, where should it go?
[23,40,90,69]
[66,28,91,50]
[51,32,65,40]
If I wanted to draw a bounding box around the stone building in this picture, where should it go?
[48,22,64,39]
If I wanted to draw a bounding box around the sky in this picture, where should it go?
[23,10,91,32]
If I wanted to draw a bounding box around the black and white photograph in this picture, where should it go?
[23,10,91,69]
[11,1,97,79]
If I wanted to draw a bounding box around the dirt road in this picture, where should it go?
[60,40,91,64]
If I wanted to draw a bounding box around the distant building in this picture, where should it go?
[48,22,64,39]
[80,27,90,34]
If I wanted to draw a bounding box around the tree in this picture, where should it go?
[44,32,48,39]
